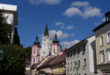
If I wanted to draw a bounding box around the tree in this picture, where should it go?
[0,10,11,44]
[0,45,25,75]
[25,47,31,60]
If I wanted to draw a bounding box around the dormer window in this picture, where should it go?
[105,11,110,22]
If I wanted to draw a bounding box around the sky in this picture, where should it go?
[0,0,110,48]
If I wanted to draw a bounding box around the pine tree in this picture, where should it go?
[0,10,11,44]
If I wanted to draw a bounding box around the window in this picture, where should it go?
[100,35,104,46]
[107,49,110,62]
[33,47,36,55]
[33,58,36,64]
[78,47,80,54]
[84,58,86,66]
[71,62,73,67]
[107,31,110,44]
[78,60,80,67]
[100,51,105,64]
[82,44,86,54]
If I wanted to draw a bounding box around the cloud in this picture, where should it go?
[71,1,89,7]
[83,7,101,18]
[67,25,73,30]
[63,7,82,17]
[61,40,79,48]
[55,22,64,26]
[63,1,102,19]
[55,22,65,29]
[29,0,61,5]
[49,30,69,39]
[55,22,74,30]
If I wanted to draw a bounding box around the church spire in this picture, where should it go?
[44,24,49,36]
[34,35,40,45]
[53,34,59,43]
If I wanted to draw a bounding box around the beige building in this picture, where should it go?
[93,11,110,74]
[66,35,97,75]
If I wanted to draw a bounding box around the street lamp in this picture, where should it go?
[0,48,4,72]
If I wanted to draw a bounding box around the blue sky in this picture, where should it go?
[0,0,110,48]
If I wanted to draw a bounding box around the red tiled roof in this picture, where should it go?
[49,50,68,66]
[38,50,68,68]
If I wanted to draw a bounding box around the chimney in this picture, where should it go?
[105,11,110,22]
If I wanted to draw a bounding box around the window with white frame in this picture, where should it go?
[33,58,36,64]
[107,49,110,62]
[100,51,105,64]
[107,31,110,44]
[33,47,36,56]
[100,35,104,46]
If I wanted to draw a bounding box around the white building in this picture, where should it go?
[0,3,19,45]
[31,25,62,67]
[66,35,97,75]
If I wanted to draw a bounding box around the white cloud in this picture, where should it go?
[63,7,82,17]
[71,1,89,7]
[49,30,69,39]
[29,0,61,5]
[67,25,73,30]
[55,22,64,26]
[55,22,74,30]
[61,40,79,48]
[55,22,65,29]
[83,7,101,18]
[63,1,102,19]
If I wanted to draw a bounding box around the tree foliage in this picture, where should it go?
[0,10,11,44]
[0,45,25,75]
[25,47,31,60]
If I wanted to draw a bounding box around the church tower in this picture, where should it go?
[51,34,62,56]
[40,24,51,60]
[31,36,40,67]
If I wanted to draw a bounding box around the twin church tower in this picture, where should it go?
[31,24,62,66]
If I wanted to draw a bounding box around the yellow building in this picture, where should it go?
[93,11,110,74]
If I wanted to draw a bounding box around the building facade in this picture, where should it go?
[31,25,62,67]
[0,3,20,45]
[50,50,67,75]
[66,35,97,75]
[31,36,40,66]
[93,11,110,74]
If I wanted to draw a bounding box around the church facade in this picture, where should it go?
[31,24,62,67]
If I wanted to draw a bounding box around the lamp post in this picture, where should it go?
[0,48,4,72]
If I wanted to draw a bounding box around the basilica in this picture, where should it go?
[31,24,62,67]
